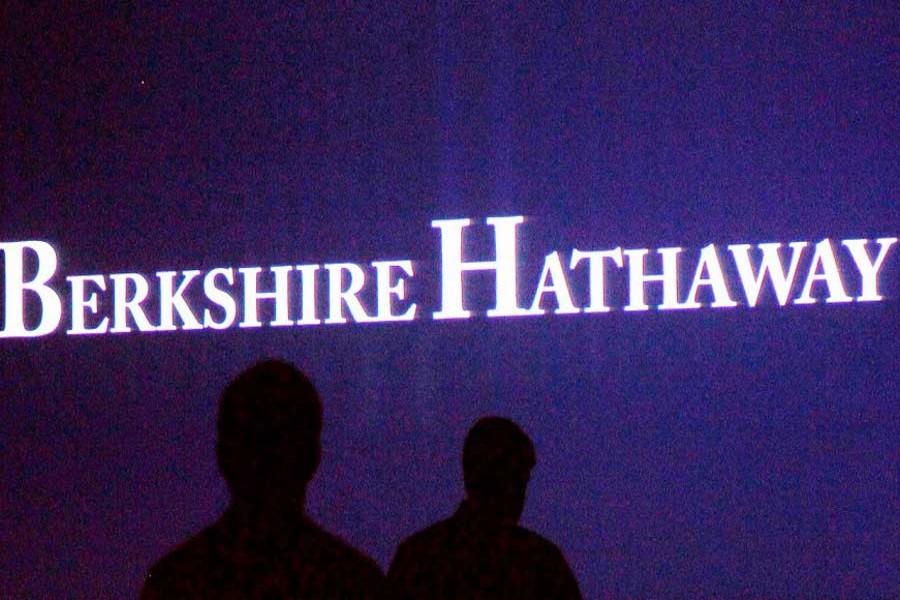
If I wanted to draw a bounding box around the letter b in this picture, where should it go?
[0,241,62,338]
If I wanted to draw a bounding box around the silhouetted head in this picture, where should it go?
[217,359,322,510]
[462,416,536,525]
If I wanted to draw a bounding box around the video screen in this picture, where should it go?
[3,4,897,598]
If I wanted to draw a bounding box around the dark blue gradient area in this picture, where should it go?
[2,3,898,598]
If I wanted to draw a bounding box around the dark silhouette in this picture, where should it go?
[140,359,384,599]
[386,416,583,599]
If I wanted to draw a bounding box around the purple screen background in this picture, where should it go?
[2,3,898,598]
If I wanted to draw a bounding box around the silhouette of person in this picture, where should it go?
[386,416,582,599]
[140,359,384,599]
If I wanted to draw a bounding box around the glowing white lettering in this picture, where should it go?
[623,247,685,311]
[431,217,531,319]
[729,242,808,307]
[372,260,417,322]
[324,263,372,324]
[842,238,897,302]
[0,241,62,338]
[109,273,156,333]
[0,217,894,338]
[528,251,578,315]
[570,248,623,313]
[67,274,109,335]
[683,244,737,309]
[239,266,294,328]
[795,239,852,304]
[295,264,320,325]
[158,270,203,331]
[203,268,237,329]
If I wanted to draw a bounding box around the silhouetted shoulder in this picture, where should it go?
[394,517,575,574]
[388,515,582,600]
[140,522,232,599]
[141,517,383,599]
[302,521,385,586]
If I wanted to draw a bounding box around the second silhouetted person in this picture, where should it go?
[387,416,582,599]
